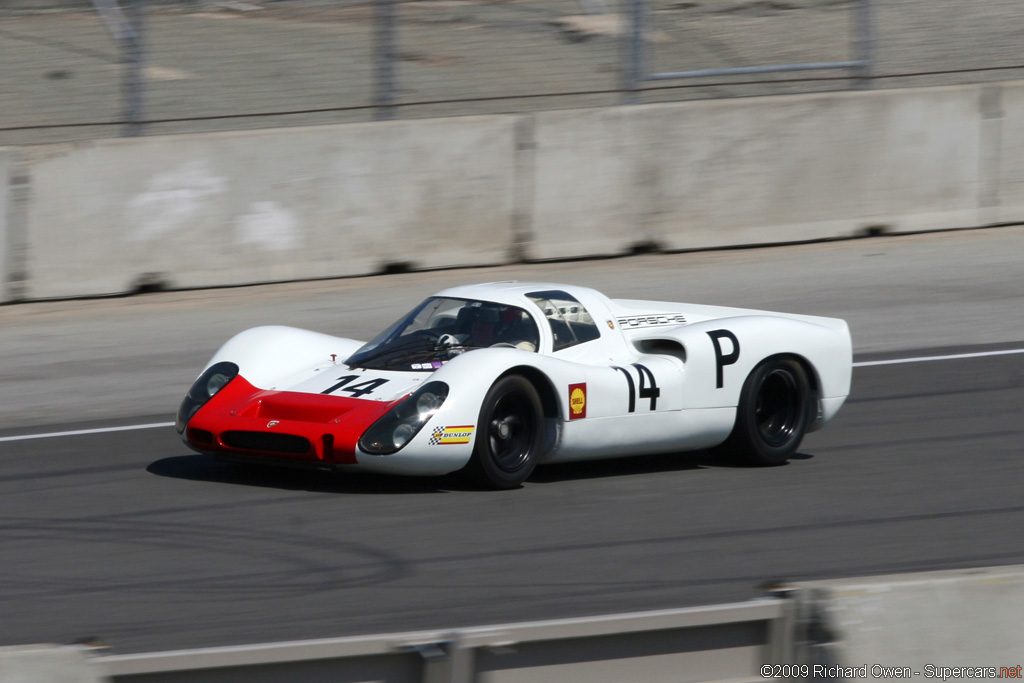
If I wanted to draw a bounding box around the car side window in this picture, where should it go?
[526,290,601,352]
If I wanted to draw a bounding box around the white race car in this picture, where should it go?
[177,282,851,488]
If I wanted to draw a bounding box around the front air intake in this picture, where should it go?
[221,431,311,454]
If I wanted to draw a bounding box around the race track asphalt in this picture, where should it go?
[1,228,1022,654]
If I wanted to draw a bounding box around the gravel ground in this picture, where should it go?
[2,0,1023,144]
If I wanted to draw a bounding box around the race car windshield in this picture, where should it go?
[346,297,540,370]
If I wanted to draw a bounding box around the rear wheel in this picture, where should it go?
[715,358,813,466]
[464,375,543,489]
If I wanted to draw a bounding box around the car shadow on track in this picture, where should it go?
[147,450,815,493]
[528,449,811,483]
[147,455,458,495]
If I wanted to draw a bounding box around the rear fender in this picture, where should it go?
[641,316,852,411]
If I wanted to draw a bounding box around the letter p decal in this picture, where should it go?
[707,330,740,388]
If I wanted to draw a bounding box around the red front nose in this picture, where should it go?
[185,375,403,465]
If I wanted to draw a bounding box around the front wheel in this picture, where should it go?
[463,375,543,489]
[715,358,813,466]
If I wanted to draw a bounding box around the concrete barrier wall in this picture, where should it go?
[999,84,1024,224]
[8,118,517,300]
[796,565,1024,668]
[0,151,10,301]
[529,86,995,257]
[3,81,1024,302]
[0,645,104,683]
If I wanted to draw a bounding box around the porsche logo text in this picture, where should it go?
[616,314,687,329]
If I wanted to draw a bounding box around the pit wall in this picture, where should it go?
[3,81,1023,302]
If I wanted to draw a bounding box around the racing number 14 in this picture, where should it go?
[613,364,660,412]
[322,375,390,397]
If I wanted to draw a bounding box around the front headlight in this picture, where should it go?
[392,423,417,448]
[176,361,240,434]
[206,371,232,397]
[416,389,444,416]
[359,381,449,455]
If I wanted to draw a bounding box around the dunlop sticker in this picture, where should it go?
[428,425,474,445]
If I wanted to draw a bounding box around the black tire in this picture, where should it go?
[715,358,813,466]
[464,375,543,489]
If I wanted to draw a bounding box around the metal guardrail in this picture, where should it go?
[622,0,873,102]
[93,598,792,683]
[11,566,1024,681]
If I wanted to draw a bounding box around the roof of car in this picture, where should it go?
[434,281,605,304]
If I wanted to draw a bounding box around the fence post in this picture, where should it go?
[620,0,645,104]
[853,0,873,88]
[374,0,398,121]
[123,0,146,136]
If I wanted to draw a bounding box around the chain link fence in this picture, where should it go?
[2,0,1023,144]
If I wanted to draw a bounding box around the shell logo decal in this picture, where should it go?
[568,383,587,420]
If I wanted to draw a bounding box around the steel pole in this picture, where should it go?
[853,0,873,88]
[123,0,146,136]
[374,0,398,121]
[620,0,645,104]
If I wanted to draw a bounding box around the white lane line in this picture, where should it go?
[0,421,175,443]
[853,348,1024,368]
[2,348,1022,443]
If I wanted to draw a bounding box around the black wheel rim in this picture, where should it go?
[487,391,535,473]
[755,368,801,447]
